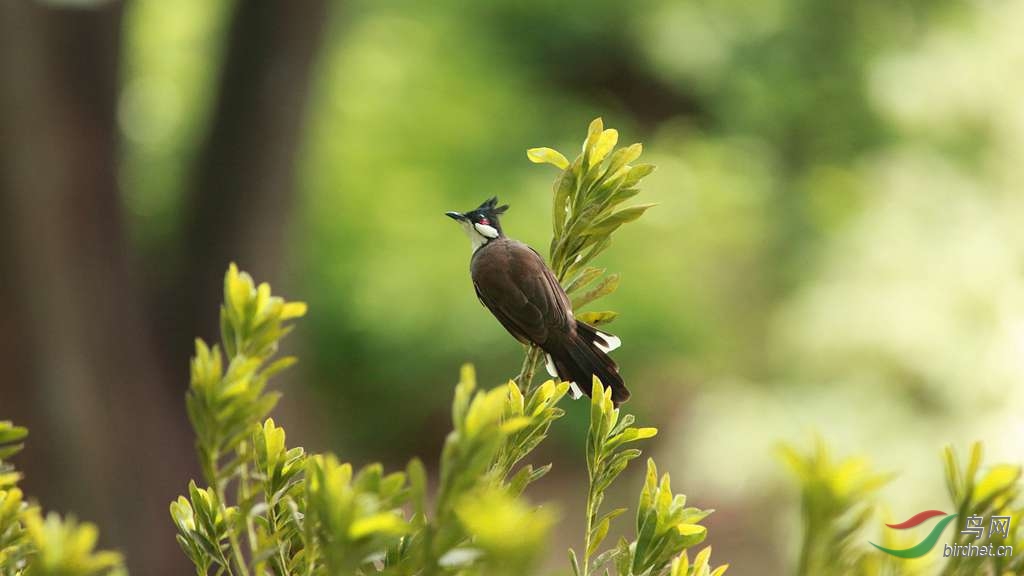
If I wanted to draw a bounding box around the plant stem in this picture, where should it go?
[220,485,252,576]
[796,515,813,576]
[580,408,601,576]
[421,526,438,576]
[581,484,596,576]
[516,345,542,395]
[207,449,252,576]
[237,448,258,556]
[304,530,316,576]
[268,504,292,576]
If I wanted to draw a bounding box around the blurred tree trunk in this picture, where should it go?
[0,2,194,574]
[0,0,329,573]
[160,0,330,379]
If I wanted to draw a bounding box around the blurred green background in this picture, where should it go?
[2,0,1023,574]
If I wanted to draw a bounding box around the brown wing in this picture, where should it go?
[470,239,573,347]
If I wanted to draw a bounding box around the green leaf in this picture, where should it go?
[569,548,582,576]
[576,311,618,326]
[407,457,427,518]
[966,441,982,498]
[527,147,570,170]
[584,204,657,237]
[0,422,28,445]
[975,464,1021,506]
[604,426,658,453]
[621,163,656,189]
[943,444,962,503]
[602,143,643,181]
[670,552,689,576]
[588,517,612,557]
[0,444,25,460]
[280,301,307,320]
[573,274,620,310]
[260,356,298,381]
[582,118,605,161]
[348,512,408,539]
[589,129,619,168]
[507,464,552,497]
[677,523,708,546]
[565,236,613,280]
[595,507,627,531]
[564,266,606,295]
[604,187,641,210]
[552,170,576,238]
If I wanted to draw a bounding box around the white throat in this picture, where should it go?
[460,221,499,251]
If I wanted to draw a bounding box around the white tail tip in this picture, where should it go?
[544,354,558,378]
[595,331,622,353]
[568,381,584,399]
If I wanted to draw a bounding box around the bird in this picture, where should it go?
[446,196,629,405]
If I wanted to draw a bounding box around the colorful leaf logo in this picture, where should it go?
[870,510,958,559]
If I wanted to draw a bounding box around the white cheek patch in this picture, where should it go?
[473,223,499,238]
[594,331,621,353]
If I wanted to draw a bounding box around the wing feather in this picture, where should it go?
[471,240,572,346]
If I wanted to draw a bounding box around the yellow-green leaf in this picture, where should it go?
[585,204,656,236]
[573,273,619,310]
[583,118,604,154]
[281,302,308,320]
[565,266,606,296]
[603,143,642,176]
[677,523,707,537]
[621,163,656,188]
[576,310,618,326]
[589,129,619,167]
[348,512,408,539]
[976,464,1022,505]
[527,147,570,170]
[588,517,612,557]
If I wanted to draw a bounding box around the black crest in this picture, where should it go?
[465,197,509,236]
[477,196,509,216]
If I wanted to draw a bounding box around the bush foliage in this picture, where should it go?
[0,421,126,576]
[782,438,1023,576]
[165,263,725,575]
[165,120,726,575]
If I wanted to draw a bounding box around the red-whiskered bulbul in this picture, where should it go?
[446,197,629,405]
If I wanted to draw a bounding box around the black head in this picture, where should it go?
[446,197,510,245]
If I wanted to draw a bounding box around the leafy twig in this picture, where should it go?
[571,381,655,576]
[527,118,657,332]
[779,437,893,576]
[515,346,542,395]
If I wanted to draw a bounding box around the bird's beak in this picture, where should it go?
[445,211,466,221]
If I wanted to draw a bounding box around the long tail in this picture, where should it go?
[544,322,630,406]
